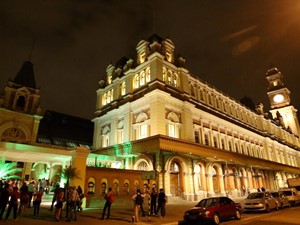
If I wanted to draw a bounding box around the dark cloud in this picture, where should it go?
[1,0,300,119]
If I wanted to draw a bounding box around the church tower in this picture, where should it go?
[266,67,300,136]
[0,61,43,144]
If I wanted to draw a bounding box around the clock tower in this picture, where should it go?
[266,67,300,136]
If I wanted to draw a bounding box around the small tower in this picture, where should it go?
[266,67,300,136]
[0,61,43,143]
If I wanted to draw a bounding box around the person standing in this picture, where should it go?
[5,186,20,221]
[132,189,144,223]
[76,185,83,211]
[0,183,10,220]
[18,182,29,216]
[150,188,157,215]
[67,186,79,221]
[33,187,44,216]
[55,188,65,221]
[155,188,166,217]
[27,180,35,208]
[101,187,114,220]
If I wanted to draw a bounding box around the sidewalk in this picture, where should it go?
[0,194,245,225]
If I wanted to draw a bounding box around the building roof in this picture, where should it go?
[13,61,36,89]
[37,110,94,149]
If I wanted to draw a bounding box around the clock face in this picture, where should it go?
[273,94,284,103]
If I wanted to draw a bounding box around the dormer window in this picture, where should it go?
[121,82,126,96]
[166,52,172,62]
[108,75,112,84]
[140,52,146,63]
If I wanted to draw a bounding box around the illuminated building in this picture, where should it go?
[92,34,300,200]
[0,61,90,190]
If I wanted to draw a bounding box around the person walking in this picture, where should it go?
[155,188,166,217]
[150,188,157,215]
[0,183,10,220]
[33,187,44,216]
[50,184,60,211]
[132,189,144,223]
[5,186,20,221]
[101,187,114,220]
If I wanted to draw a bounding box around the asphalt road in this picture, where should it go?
[1,195,299,225]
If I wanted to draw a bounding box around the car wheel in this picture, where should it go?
[265,204,270,213]
[234,210,241,220]
[213,213,220,225]
[280,202,284,209]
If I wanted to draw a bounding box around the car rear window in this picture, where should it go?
[271,192,279,197]
[247,193,264,199]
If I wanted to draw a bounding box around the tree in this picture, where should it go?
[0,157,22,180]
[60,165,81,188]
[59,165,81,218]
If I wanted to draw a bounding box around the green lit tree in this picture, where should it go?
[0,157,22,180]
[59,165,81,218]
[60,165,81,188]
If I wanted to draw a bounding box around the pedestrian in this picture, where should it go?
[150,188,157,215]
[18,182,29,216]
[55,188,65,221]
[0,182,10,220]
[67,186,79,221]
[27,180,36,208]
[261,187,265,192]
[132,189,144,223]
[50,184,60,211]
[5,186,20,221]
[33,187,44,216]
[155,188,166,217]
[76,185,83,211]
[101,187,114,220]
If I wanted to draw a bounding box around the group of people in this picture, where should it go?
[0,179,45,221]
[50,184,84,222]
[99,186,167,223]
[131,187,167,223]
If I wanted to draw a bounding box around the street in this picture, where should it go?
[1,195,299,225]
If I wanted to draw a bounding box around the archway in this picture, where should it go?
[169,160,182,196]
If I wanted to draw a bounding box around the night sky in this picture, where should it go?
[1,0,300,120]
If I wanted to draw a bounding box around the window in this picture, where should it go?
[134,74,140,88]
[134,112,149,140]
[102,126,110,147]
[194,130,200,143]
[121,82,126,96]
[204,133,210,145]
[140,71,146,85]
[108,75,112,84]
[146,68,151,82]
[173,73,178,87]
[167,112,180,138]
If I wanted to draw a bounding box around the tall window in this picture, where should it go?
[102,126,110,147]
[108,75,112,84]
[117,120,124,144]
[167,112,180,138]
[121,82,126,96]
[134,112,149,140]
[140,71,146,85]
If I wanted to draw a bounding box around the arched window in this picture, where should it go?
[167,112,180,138]
[16,95,26,110]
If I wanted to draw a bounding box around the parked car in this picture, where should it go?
[244,192,279,213]
[270,191,291,208]
[178,197,242,225]
[279,188,300,206]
